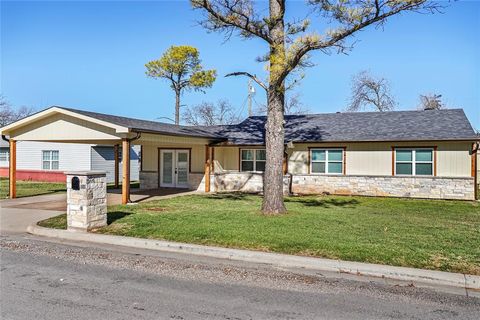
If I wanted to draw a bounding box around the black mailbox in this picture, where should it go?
[71,176,80,191]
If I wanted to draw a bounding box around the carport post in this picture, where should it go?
[114,144,119,188]
[9,139,16,199]
[122,138,130,204]
[205,145,210,192]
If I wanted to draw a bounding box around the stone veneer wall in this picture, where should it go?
[139,171,158,190]
[139,171,212,192]
[66,172,107,231]
[291,175,475,200]
[214,172,291,195]
[141,170,474,200]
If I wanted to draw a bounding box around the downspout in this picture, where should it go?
[2,135,9,142]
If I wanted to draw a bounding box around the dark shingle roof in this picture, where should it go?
[57,106,225,139]
[210,109,478,145]
[56,107,477,144]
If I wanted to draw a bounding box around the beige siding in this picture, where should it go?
[137,133,211,146]
[9,113,121,142]
[287,141,472,177]
[213,147,239,171]
[141,144,206,173]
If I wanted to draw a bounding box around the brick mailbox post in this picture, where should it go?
[66,171,107,231]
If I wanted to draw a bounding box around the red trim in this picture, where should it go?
[0,168,66,182]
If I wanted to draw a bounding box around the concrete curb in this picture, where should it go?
[28,224,480,297]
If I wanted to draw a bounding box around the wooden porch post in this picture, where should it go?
[205,145,210,192]
[9,139,16,199]
[282,151,288,175]
[211,146,215,173]
[473,142,478,200]
[114,144,119,188]
[122,138,130,204]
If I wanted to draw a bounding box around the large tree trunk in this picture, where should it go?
[262,87,286,214]
[262,0,287,214]
[175,89,181,125]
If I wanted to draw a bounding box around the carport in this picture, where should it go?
[0,106,223,204]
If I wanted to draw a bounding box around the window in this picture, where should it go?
[310,148,344,174]
[0,149,9,162]
[42,150,59,170]
[241,149,266,172]
[395,148,433,176]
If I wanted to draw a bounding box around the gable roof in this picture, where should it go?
[211,109,478,145]
[2,106,476,145]
[54,107,225,139]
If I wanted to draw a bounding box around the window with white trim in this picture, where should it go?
[0,148,9,162]
[42,150,59,170]
[310,149,344,174]
[395,148,433,176]
[240,149,266,172]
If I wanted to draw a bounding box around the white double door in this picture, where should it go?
[160,150,189,188]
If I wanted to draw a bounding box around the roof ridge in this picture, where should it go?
[55,106,183,127]
[245,108,464,119]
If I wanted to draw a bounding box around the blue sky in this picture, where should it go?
[1,0,479,128]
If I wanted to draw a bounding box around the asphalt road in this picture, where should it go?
[1,235,479,320]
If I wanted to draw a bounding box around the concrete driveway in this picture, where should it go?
[0,188,196,235]
[0,194,65,235]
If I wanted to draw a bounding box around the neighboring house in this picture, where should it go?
[0,106,478,202]
[0,139,139,183]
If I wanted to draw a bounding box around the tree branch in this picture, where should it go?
[192,0,272,44]
[225,72,268,91]
[276,0,442,85]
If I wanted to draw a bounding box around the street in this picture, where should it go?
[1,235,478,320]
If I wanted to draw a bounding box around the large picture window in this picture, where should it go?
[310,148,344,174]
[42,150,59,170]
[240,149,266,172]
[395,148,433,176]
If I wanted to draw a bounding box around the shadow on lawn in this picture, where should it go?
[285,197,359,208]
[107,211,133,224]
[206,193,249,201]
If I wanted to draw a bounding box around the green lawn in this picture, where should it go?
[0,178,65,199]
[0,178,140,199]
[38,194,480,275]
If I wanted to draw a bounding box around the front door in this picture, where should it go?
[160,150,189,188]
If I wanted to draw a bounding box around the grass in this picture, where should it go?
[0,178,140,199]
[37,193,480,275]
[0,177,65,199]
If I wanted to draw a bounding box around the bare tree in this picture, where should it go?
[192,0,442,214]
[418,93,445,110]
[347,70,396,112]
[183,100,241,126]
[256,92,310,116]
[0,96,35,127]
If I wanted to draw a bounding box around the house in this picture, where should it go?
[0,138,140,183]
[0,106,478,203]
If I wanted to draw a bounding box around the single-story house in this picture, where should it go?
[0,139,140,183]
[0,106,478,203]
